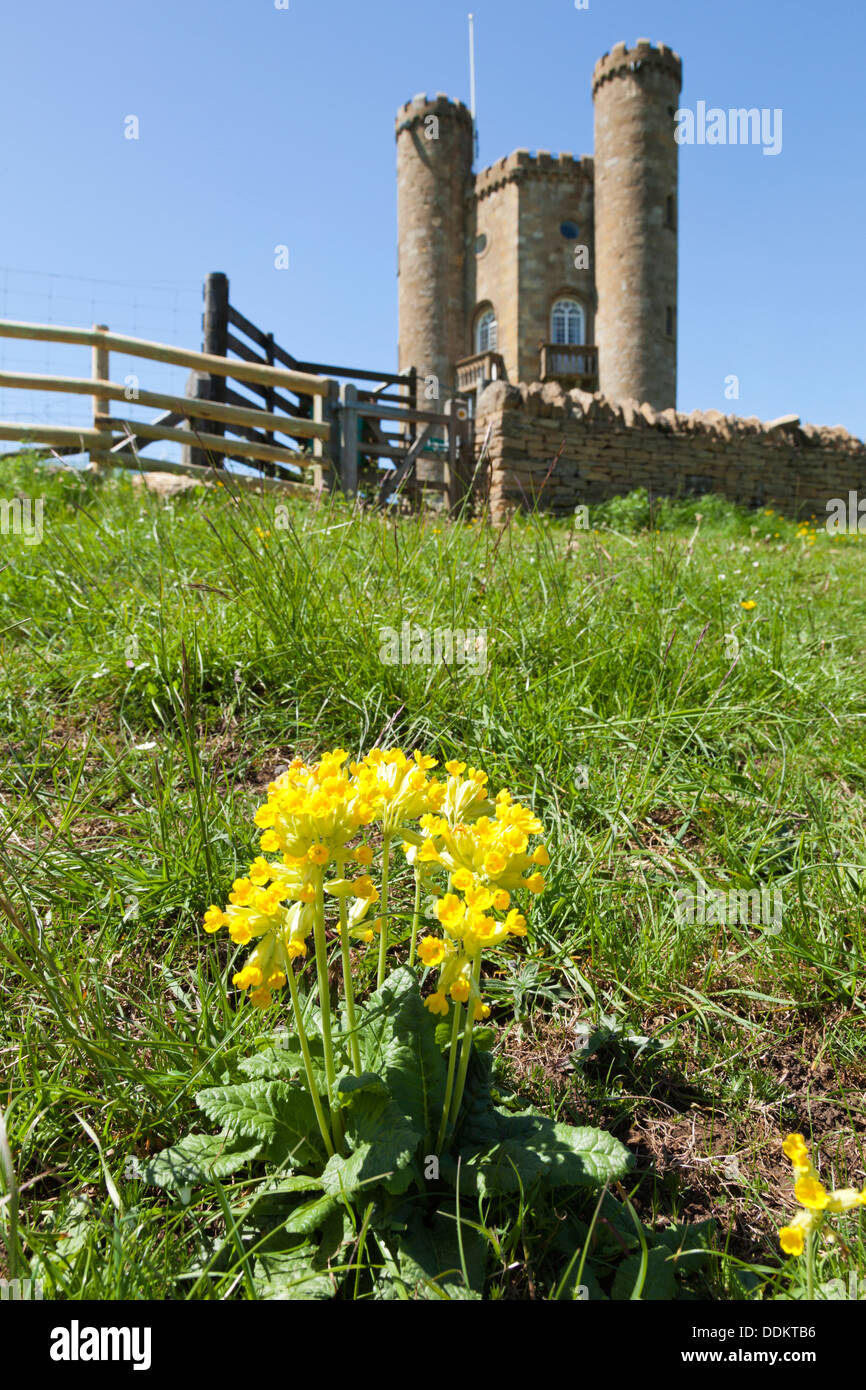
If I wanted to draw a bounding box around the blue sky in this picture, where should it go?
[1,0,864,439]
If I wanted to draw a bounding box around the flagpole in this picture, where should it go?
[468,13,479,164]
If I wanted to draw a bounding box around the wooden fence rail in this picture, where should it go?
[0,316,332,487]
[0,276,474,507]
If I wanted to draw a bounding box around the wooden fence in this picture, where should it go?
[0,271,475,506]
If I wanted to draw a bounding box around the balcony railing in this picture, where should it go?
[455,350,507,395]
[539,342,598,389]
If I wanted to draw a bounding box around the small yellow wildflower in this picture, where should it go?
[741,600,757,611]
[417,936,447,967]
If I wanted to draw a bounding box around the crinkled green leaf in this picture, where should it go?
[138,1133,263,1191]
[453,1109,633,1196]
[321,1073,422,1198]
[359,967,447,1143]
[238,1039,327,1091]
[252,1245,335,1300]
[452,1049,501,1152]
[195,1079,324,1167]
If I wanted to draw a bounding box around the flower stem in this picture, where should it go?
[335,858,362,1076]
[806,1230,815,1301]
[376,832,393,989]
[312,871,344,1151]
[435,1001,463,1154]
[448,955,482,1126]
[408,866,422,969]
[286,963,335,1157]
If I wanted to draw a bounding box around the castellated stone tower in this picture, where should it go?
[395,94,474,394]
[592,40,683,409]
[395,40,682,408]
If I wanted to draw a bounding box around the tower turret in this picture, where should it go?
[592,40,683,408]
[395,93,474,396]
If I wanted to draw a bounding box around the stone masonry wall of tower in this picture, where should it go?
[592,40,683,409]
[395,94,473,397]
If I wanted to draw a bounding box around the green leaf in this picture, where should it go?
[195,1079,324,1167]
[452,1050,501,1152]
[321,1073,422,1198]
[241,1175,324,1224]
[611,1246,677,1301]
[252,1245,335,1300]
[359,967,447,1144]
[238,1039,327,1091]
[387,1203,487,1299]
[138,1133,263,1191]
[454,1110,633,1196]
[653,1218,715,1274]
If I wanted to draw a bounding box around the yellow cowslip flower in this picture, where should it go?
[473,999,491,1022]
[794,1175,829,1210]
[248,857,272,886]
[418,936,447,967]
[353,844,373,865]
[260,830,280,852]
[493,889,510,910]
[505,909,527,936]
[532,845,550,867]
[203,905,227,933]
[525,873,546,895]
[308,843,329,866]
[418,839,444,863]
[450,977,471,1003]
[425,991,449,1016]
[483,850,508,877]
[782,1133,810,1167]
[779,1224,807,1256]
[452,868,475,892]
[445,760,466,776]
[437,894,465,930]
[777,1133,866,1256]
[464,883,494,912]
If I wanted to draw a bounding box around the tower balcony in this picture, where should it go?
[455,350,508,397]
[538,342,598,391]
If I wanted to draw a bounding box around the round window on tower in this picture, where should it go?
[475,233,488,256]
[560,221,580,240]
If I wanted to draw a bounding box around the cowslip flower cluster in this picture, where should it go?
[201,747,549,1158]
[203,747,442,1008]
[778,1133,866,1257]
[407,765,549,1020]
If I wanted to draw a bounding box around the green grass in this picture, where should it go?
[1,454,864,1300]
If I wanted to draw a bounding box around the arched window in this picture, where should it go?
[551,298,585,346]
[475,307,498,353]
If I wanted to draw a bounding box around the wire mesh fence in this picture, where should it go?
[0,266,200,462]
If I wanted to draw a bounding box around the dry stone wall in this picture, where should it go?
[474,380,866,522]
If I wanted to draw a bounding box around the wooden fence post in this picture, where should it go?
[339,382,358,496]
[314,378,340,491]
[90,323,112,468]
[187,268,226,469]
